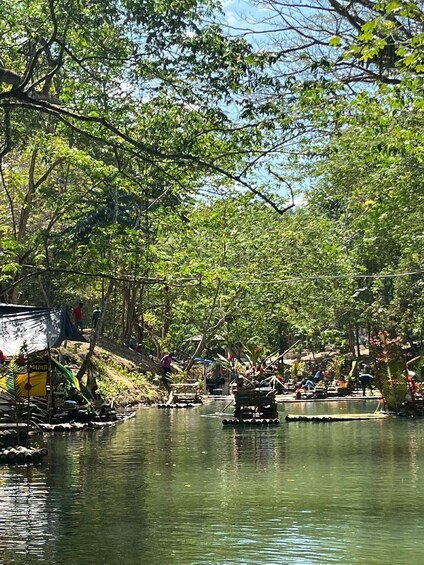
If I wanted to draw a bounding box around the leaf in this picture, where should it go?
[385,1,402,13]
[329,36,341,47]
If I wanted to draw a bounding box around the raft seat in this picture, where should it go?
[235,389,275,405]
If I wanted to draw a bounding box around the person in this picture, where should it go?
[406,370,417,401]
[314,369,324,383]
[359,373,374,397]
[229,366,238,383]
[258,376,272,389]
[160,352,174,391]
[258,361,267,376]
[221,368,230,395]
[304,378,315,391]
[72,302,84,333]
[236,376,245,389]
[92,305,101,329]
[128,336,137,350]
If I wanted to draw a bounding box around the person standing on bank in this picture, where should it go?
[92,305,101,330]
[359,373,374,397]
[161,352,174,391]
[72,302,84,334]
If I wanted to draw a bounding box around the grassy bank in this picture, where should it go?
[59,336,167,407]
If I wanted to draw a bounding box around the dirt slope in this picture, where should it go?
[59,336,165,407]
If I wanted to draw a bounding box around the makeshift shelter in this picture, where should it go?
[0,303,84,358]
[0,304,91,423]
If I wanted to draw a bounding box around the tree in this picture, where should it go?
[0,0,288,211]
[305,86,424,341]
[244,0,424,84]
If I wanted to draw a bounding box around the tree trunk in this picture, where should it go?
[162,284,171,339]
[76,280,114,381]
[123,282,138,344]
[355,327,361,359]
[185,279,222,373]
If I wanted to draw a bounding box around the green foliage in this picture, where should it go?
[0,356,48,439]
[2,0,424,368]
[94,358,162,405]
[369,331,407,411]
[289,360,305,380]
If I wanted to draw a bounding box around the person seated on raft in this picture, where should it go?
[238,374,255,389]
[235,376,246,390]
[243,369,256,388]
[277,374,289,394]
[256,375,273,388]
[303,377,315,391]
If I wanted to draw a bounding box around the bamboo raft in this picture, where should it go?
[0,446,48,465]
[285,413,389,422]
[223,387,280,426]
[157,403,199,408]
[158,383,203,409]
[223,418,280,426]
[38,411,136,431]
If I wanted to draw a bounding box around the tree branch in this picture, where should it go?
[2,96,290,214]
[0,107,12,160]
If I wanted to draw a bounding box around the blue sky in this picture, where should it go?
[218,0,277,44]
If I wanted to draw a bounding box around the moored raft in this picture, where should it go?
[222,385,280,426]
[0,446,48,465]
[157,383,203,409]
[0,429,29,447]
[285,413,389,422]
[38,411,136,432]
[222,418,280,426]
[157,403,197,409]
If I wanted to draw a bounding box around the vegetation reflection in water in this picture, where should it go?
[2,401,424,564]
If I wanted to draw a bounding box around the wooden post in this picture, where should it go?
[26,357,31,444]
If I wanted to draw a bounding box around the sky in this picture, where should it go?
[219,0,278,44]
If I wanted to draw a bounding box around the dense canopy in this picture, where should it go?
[1,0,424,361]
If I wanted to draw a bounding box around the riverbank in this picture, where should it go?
[53,338,382,410]
[211,393,381,404]
[59,336,167,407]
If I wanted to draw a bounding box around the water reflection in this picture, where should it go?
[2,402,424,564]
[0,466,56,564]
[226,426,283,468]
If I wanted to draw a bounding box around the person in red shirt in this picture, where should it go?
[160,353,174,391]
[72,302,84,333]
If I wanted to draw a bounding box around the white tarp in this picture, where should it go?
[0,304,84,358]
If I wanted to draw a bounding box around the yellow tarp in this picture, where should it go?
[17,372,47,396]
[0,372,47,397]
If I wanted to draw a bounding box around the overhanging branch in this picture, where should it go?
[1,95,289,214]
[0,265,200,298]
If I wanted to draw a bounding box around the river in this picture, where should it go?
[1,398,424,564]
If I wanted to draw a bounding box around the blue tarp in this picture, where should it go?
[194,357,217,365]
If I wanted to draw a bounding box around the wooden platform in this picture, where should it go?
[157,403,198,409]
[285,412,389,422]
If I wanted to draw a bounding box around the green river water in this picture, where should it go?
[1,399,424,564]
